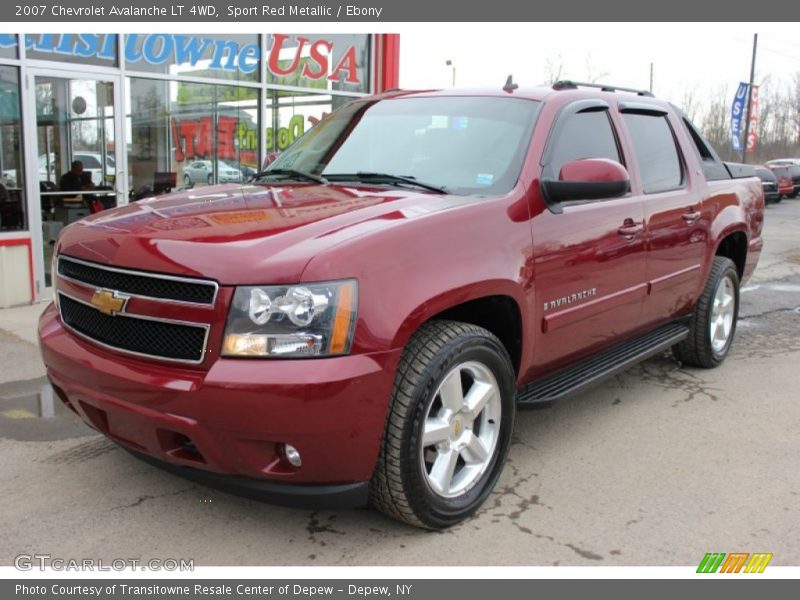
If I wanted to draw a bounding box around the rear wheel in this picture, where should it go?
[673,256,740,368]
[370,320,516,529]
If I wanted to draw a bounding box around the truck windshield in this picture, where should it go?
[266,96,541,196]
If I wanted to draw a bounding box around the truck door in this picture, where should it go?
[617,106,707,325]
[529,100,647,375]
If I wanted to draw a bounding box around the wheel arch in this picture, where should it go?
[714,228,748,280]
[390,281,529,377]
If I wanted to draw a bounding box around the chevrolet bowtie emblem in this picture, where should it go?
[90,289,128,316]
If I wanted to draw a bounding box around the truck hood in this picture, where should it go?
[57,182,471,284]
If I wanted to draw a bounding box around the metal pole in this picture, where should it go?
[445,60,455,87]
[649,62,653,93]
[741,33,758,163]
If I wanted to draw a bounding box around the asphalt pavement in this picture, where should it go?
[1,200,798,567]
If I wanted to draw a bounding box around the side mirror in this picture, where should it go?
[541,158,630,207]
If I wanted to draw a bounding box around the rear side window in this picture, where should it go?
[623,114,683,194]
[549,110,621,175]
[679,115,729,181]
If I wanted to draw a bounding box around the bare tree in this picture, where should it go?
[700,85,732,160]
[544,55,564,84]
[680,87,700,123]
[584,56,610,84]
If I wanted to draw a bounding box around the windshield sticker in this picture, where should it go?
[476,173,494,186]
[453,116,469,129]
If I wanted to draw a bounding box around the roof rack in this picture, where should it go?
[551,80,654,97]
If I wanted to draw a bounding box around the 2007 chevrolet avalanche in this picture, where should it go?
[39,80,764,529]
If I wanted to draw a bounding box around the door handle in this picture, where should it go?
[682,210,701,224]
[617,219,644,240]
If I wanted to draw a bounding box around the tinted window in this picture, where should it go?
[678,115,729,181]
[548,110,620,175]
[624,114,683,193]
[681,117,713,160]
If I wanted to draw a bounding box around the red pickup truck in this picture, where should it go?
[39,81,764,529]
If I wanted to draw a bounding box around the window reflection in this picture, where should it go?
[0,66,26,231]
[127,78,259,198]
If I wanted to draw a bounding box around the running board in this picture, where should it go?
[517,322,689,405]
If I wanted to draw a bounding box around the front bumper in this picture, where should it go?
[125,447,368,508]
[39,303,400,501]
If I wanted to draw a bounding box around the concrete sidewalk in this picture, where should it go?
[0,301,48,384]
[0,301,47,345]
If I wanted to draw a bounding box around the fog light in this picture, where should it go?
[284,444,302,467]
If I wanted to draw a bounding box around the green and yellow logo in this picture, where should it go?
[697,552,773,573]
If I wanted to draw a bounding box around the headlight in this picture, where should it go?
[222,280,357,358]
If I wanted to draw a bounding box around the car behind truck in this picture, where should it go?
[39,80,764,529]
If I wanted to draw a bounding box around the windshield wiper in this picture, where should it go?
[324,172,449,194]
[253,168,328,185]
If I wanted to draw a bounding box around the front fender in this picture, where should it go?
[299,196,536,365]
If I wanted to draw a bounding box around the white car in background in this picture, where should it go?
[3,152,116,188]
[182,160,243,186]
[765,158,800,167]
[73,152,116,186]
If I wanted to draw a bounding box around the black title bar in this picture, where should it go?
[3,0,800,21]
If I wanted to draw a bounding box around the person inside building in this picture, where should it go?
[59,160,85,195]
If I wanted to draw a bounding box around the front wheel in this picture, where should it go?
[673,256,740,368]
[370,320,516,529]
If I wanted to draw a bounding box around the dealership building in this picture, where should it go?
[0,33,399,307]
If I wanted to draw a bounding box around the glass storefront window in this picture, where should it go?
[264,91,356,156]
[35,75,119,286]
[127,77,259,198]
[125,34,260,83]
[25,34,118,67]
[0,66,26,231]
[266,34,371,94]
[0,34,18,59]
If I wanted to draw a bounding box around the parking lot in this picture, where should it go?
[1,200,798,567]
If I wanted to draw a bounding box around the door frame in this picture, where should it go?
[22,66,127,301]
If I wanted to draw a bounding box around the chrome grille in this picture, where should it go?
[57,255,217,305]
[58,293,209,364]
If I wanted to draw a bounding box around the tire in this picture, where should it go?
[370,320,516,529]
[775,195,783,203]
[673,256,740,368]
[183,174,191,187]
[207,173,213,185]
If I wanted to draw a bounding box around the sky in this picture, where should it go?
[397,23,800,107]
